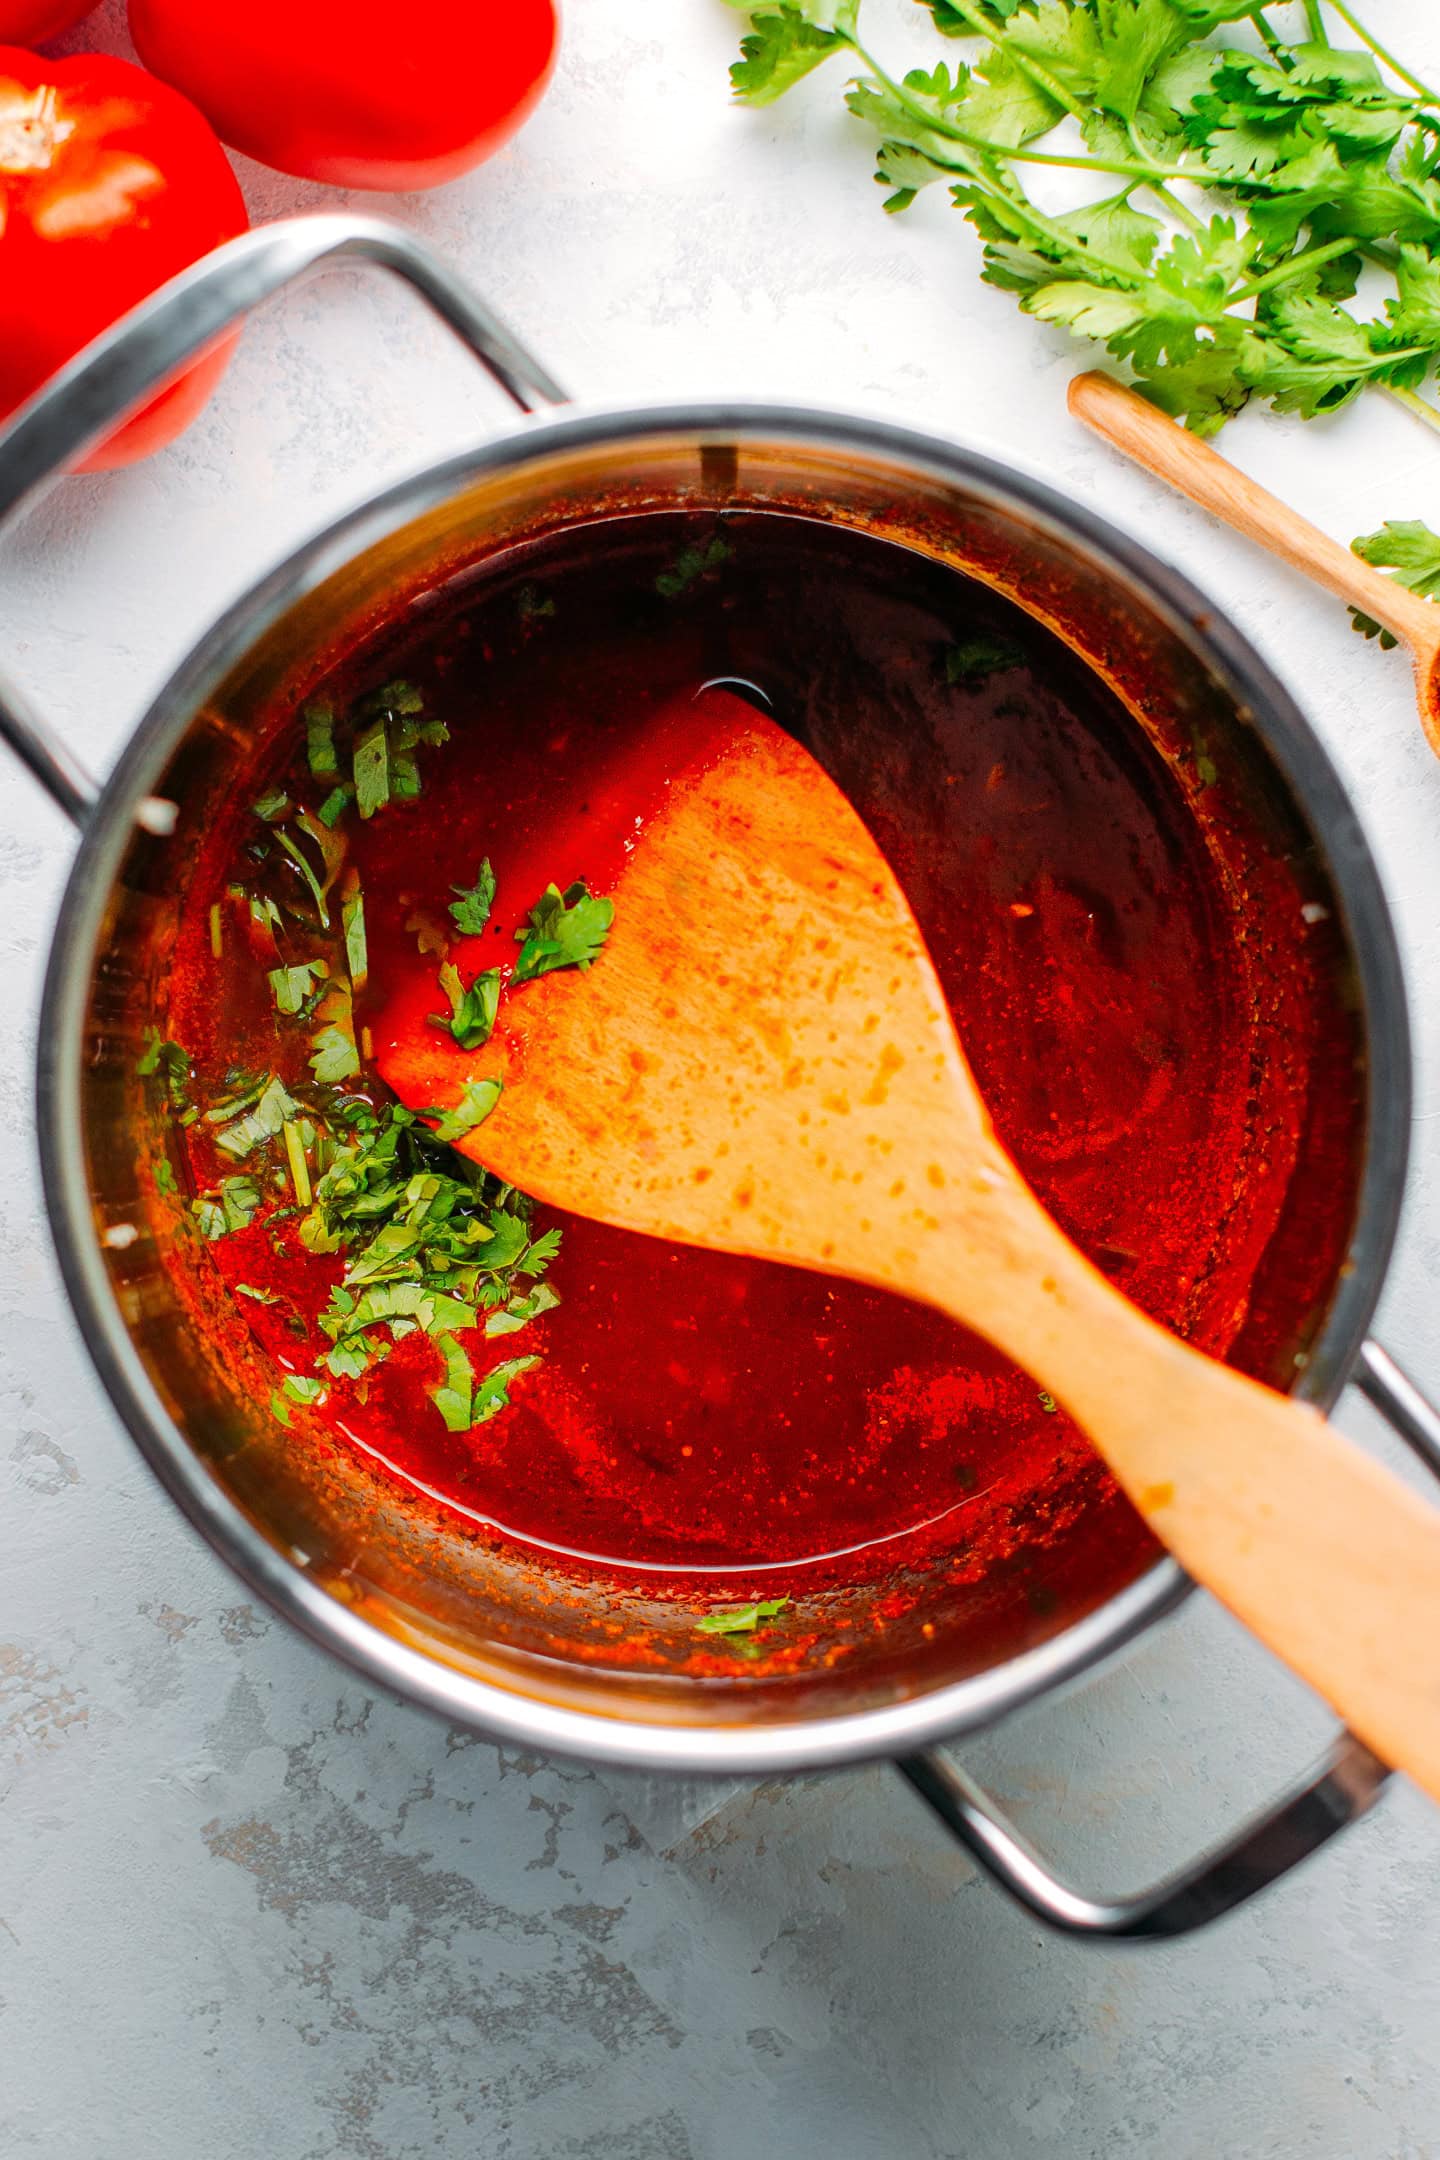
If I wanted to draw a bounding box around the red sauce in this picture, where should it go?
[166,510,1364,1591]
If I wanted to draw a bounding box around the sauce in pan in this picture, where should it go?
[160,511,1363,1593]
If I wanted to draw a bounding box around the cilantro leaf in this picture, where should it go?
[1349,520,1440,645]
[485,1281,561,1337]
[655,537,732,597]
[282,1373,325,1406]
[429,1077,503,1145]
[945,633,1025,683]
[518,1225,563,1276]
[449,857,497,937]
[512,881,615,984]
[472,1354,542,1424]
[429,1332,477,1432]
[305,700,337,779]
[431,961,500,1051]
[730,2,855,106]
[192,1175,261,1240]
[214,1076,298,1160]
[268,961,326,1017]
[353,713,390,819]
[352,682,445,817]
[136,1029,191,1110]
[342,877,368,993]
[318,782,355,829]
[696,1597,790,1636]
[310,1023,361,1085]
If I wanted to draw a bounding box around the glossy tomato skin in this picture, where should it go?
[0,2,95,40]
[128,0,559,190]
[0,49,248,470]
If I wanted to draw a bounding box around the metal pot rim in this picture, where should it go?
[36,397,1412,1774]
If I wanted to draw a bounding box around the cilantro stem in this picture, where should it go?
[1230,233,1370,302]
[1249,9,1286,56]
[1382,382,1440,439]
[1323,1,1440,107]
[1302,0,1328,45]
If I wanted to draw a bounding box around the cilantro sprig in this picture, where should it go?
[513,881,615,983]
[725,1,1440,442]
[1349,517,1440,640]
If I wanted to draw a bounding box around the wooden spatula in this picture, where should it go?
[1069,369,1440,761]
[379,685,1440,1798]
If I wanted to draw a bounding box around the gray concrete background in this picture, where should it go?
[5,4,1440,2154]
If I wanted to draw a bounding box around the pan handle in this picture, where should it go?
[902,1336,1440,1937]
[897,1731,1388,1940]
[0,213,567,829]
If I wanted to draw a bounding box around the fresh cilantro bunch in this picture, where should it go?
[725,0,1440,441]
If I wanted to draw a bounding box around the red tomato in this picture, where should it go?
[128,0,559,191]
[0,49,248,470]
[0,2,95,40]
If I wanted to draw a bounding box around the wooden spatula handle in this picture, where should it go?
[922,1192,1440,1800]
[1068,370,1440,655]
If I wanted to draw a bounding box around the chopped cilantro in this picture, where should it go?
[214,1076,298,1160]
[473,1354,541,1424]
[696,1597,790,1637]
[317,782,355,829]
[485,1281,560,1337]
[352,682,445,816]
[449,857,497,937]
[431,961,500,1051]
[1038,1390,1059,1414]
[429,1332,476,1432]
[304,700,338,779]
[310,1023,361,1085]
[153,1159,178,1197]
[192,1175,261,1240]
[353,714,390,820]
[281,1373,325,1406]
[235,1282,279,1304]
[282,1119,312,1207]
[517,583,556,622]
[342,877,368,993]
[285,1096,560,1422]
[252,789,290,822]
[512,880,614,984]
[945,635,1024,685]
[430,1076,502,1145]
[136,1029,191,1110]
[268,961,326,1016]
[656,537,732,598]
[269,1388,293,1428]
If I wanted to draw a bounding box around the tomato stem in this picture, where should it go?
[0,84,75,176]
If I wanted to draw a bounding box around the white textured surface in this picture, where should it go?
[5,4,1440,2155]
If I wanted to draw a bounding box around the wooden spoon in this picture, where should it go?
[379,685,1440,1798]
[1068,369,1440,760]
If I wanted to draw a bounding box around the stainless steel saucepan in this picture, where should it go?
[3,213,1438,1940]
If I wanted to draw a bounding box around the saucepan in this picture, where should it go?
[4,213,1438,1942]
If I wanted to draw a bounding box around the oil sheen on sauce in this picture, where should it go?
[168,510,1364,1586]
